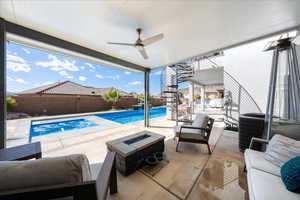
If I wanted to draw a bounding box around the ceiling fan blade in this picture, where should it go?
[137,47,148,59]
[107,42,135,46]
[142,33,164,46]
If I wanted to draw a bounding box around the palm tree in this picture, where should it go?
[103,89,122,109]
[138,94,144,103]
[7,97,17,112]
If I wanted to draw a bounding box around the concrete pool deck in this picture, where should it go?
[6,108,167,148]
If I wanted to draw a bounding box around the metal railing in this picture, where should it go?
[204,58,262,120]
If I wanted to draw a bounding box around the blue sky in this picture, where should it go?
[6,42,169,95]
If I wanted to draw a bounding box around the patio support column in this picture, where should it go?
[201,86,205,111]
[144,71,150,127]
[0,18,6,149]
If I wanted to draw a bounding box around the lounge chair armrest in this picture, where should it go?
[249,137,269,150]
[178,119,193,124]
[96,151,117,200]
[180,125,207,131]
[179,126,208,138]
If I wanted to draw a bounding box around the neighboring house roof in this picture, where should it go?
[7,91,17,97]
[18,81,129,96]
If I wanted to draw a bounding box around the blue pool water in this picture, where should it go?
[30,118,99,138]
[30,107,166,139]
[95,107,166,124]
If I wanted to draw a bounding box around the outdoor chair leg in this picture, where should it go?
[176,141,180,152]
[110,159,118,194]
[207,143,212,154]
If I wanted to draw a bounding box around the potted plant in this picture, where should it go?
[103,89,122,110]
[194,94,201,104]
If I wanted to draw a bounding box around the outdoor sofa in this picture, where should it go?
[245,135,300,200]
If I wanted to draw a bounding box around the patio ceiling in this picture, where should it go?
[1,0,300,69]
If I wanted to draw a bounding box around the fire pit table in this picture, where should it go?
[106,131,165,176]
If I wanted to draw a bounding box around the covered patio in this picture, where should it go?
[1,1,300,200]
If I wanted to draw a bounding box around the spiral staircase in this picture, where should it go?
[161,56,262,128]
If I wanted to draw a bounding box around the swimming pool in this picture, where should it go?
[95,107,166,124]
[29,107,166,139]
[30,118,99,138]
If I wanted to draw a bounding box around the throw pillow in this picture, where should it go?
[281,156,300,193]
[264,134,300,167]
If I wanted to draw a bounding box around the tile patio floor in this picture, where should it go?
[8,115,248,200]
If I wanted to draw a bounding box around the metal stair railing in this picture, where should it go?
[203,58,262,125]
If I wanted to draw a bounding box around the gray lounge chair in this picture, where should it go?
[0,152,117,200]
[174,113,214,154]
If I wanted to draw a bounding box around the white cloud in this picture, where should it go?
[6,54,31,72]
[15,78,28,85]
[85,63,96,72]
[85,63,95,70]
[50,66,63,71]
[79,76,87,81]
[153,70,163,75]
[36,54,80,71]
[129,81,142,85]
[22,48,31,54]
[34,81,55,87]
[124,71,131,75]
[7,61,31,72]
[7,76,13,81]
[95,74,103,79]
[58,70,73,79]
[59,70,68,76]
[7,54,25,63]
[80,66,85,70]
[107,75,120,80]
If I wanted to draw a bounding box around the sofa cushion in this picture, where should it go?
[245,149,280,176]
[0,154,91,193]
[264,134,300,167]
[173,125,202,136]
[247,168,300,200]
[281,156,300,193]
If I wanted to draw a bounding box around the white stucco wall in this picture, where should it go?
[222,39,273,112]
[215,33,295,112]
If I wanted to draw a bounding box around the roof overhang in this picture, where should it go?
[1,1,300,68]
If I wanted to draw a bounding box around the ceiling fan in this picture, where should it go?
[107,28,164,59]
